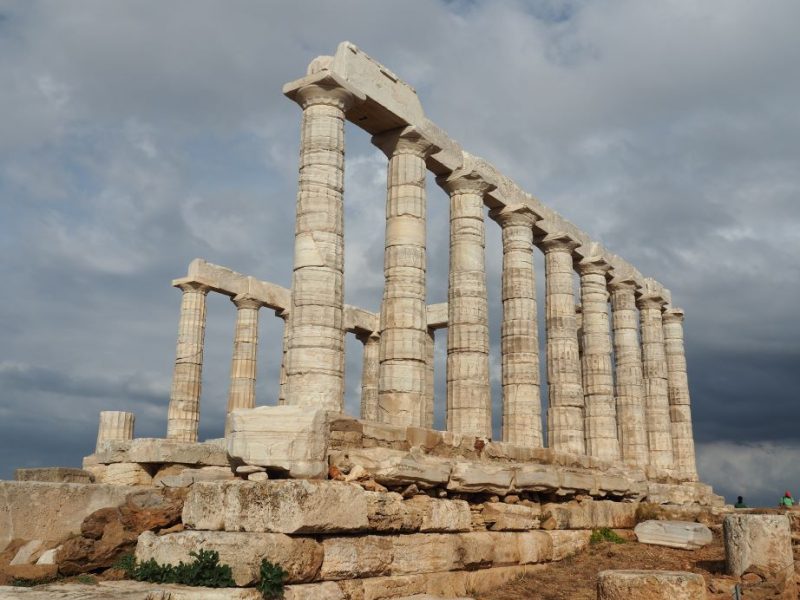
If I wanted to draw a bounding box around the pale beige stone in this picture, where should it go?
[423,328,435,429]
[284,582,346,600]
[135,530,322,586]
[101,462,153,486]
[482,502,540,531]
[597,570,707,599]
[333,447,452,489]
[359,332,380,421]
[723,514,794,581]
[96,411,135,452]
[447,461,514,495]
[0,580,261,599]
[10,540,44,566]
[90,438,229,467]
[226,405,329,479]
[634,520,712,549]
[542,500,637,530]
[517,531,554,563]
[320,535,394,580]
[547,529,592,560]
[152,466,234,488]
[226,294,261,420]
[405,495,472,532]
[14,468,94,484]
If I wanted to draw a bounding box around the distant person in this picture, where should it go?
[779,490,794,508]
[734,496,748,508]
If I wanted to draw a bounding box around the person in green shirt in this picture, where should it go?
[734,496,748,508]
[779,490,794,507]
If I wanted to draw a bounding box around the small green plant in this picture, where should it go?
[75,574,98,585]
[114,553,136,576]
[10,575,58,587]
[590,527,627,544]
[257,559,287,599]
[117,549,235,588]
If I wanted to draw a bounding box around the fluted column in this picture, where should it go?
[424,328,435,429]
[167,280,209,442]
[227,295,261,414]
[577,258,620,461]
[609,279,649,467]
[663,308,698,480]
[490,205,542,448]
[438,171,493,438]
[96,411,134,452]
[358,332,380,421]
[283,75,362,412]
[638,292,674,469]
[373,127,437,426]
[277,310,289,406]
[539,234,584,455]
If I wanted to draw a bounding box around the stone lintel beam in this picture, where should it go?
[182,259,291,312]
[371,125,440,159]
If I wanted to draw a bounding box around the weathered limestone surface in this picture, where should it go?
[97,462,153,486]
[226,295,260,417]
[542,500,637,530]
[358,332,380,421]
[723,514,794,583]
[136,530,323,585]
[166,281,209,442]
[597,570,707,600]
[0,581,262,599]
[491,205,542,448]
[540,234,585,455]
[282,71,364,412]
[634,520,712,549]
[638,292,674,470]
[662,308,698,481]
[0,482,134,552]
[226,405,330,479]
[14,468,93,485]
[88,438,228,467]
[374,126,436,428]
[609,279,649,467]
[577,257,619,462]
[96,411,135,452]
[482,502,540,531]
[440,169,493,438]
[423,328,435,429]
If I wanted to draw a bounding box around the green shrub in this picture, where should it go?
[590,527,627,544]
[257,559,287,599]
[118,549,235,588]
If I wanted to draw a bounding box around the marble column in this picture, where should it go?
[438,171,493,438]
[490,205,542,448]
[372,127,436,426]
[539,234,584,455]
[167,280,209,442]
[277,310,289,406]
[637,292,674,469]
[577,258,620,461]
[609,279,649,467]
[663,308,698,481]
[358,332,380,422]
[96,411,134,452]
[283,77,361,412]
[424,328,435,429]
[227,294,261,415]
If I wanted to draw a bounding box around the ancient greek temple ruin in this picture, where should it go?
[4,42,730,599]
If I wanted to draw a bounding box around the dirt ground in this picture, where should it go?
[478,531,733,600]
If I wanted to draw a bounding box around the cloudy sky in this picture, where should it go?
[1,0,798,507]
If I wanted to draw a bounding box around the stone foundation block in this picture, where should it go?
[135,530,322,585]
[447,462,513,495]
[14,468,94,484]
[597,569,707,599]
[541,500,637,530]
[331,447,452,489]
[100,462,153,486]
[405,496,471,532]
[547,529,592,560]
[482,502,540,531]
[88,438,228,467]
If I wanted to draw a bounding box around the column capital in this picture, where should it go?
[636,293,668,310]
[172,278,210,295]
[356,330,380,344]
[576,255,612,277]
[537,231,581,254]
[232,294,262,310]
[284,71,366,111]
[489,204,540,228]
[608,277,640,293]
[662,307,685,324]
[372,126,440,159]
[436,168,495,196]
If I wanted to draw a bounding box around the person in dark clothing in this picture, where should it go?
[734,496,748,508]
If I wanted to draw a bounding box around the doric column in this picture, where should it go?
[438,171,493,438]
[424,328,435,429]
[166,280,209,442]
[358,332,380,421]
[227,294,261,414]
[637,291,674,469]
[663,308,698,480]
[277,310,289,406]
[282,72,363,412]
[372,127,437,426]
[609,279,649,467]
[490,205,542,448]
[96,411,134,452]
[577,257,620,462]
[576,304,584,397]
[539,233,584,455]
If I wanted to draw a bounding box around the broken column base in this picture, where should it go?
[597,570,707,599]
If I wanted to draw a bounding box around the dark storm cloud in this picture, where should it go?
[1,0,799,507]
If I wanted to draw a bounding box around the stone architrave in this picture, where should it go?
[372,127,437,427]
[663,308,698,481]
[490,204,542,448]
[437,170,494,438]
[166,279,210,442]
[424,328,435,429]
[577,257,619,462]
[96,411,135,452]
[227,295,261,416]
[637,292,674,469]
[539,233,584,455]
[282,70,364,412]
[358,332,380,422]
[609,279,649,467]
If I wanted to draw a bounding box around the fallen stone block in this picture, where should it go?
[152,465,234,488]
[14,468,94,484]
[634,520,712,549]
[89,438,229,467]
[136,530,323,585]
[597,569,707,599]
[10,540,44,566]
[724,514,795,597]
